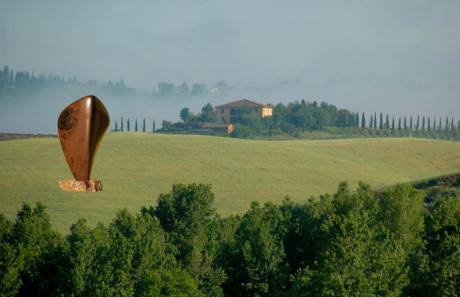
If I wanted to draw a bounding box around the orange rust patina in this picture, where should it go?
[58,95,109,192]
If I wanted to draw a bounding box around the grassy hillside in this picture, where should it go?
[1,133,460,233]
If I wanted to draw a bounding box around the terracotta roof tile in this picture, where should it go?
[215,99,268,108]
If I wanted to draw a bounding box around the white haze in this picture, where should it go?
[0,0,459,133]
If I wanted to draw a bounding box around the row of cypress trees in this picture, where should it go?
[113,117,156,133]
[112,113,460,135]
[113,112,460,133]
[361,112,460,131]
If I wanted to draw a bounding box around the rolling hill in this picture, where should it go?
[1,133,459,233]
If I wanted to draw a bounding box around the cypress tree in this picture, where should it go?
[127,119,130,131]
[391,117,395,130]
[379,113,383,129]
[152,120,156,133]
[398,117,402,130]
[416,115,420,130]
[451,117,454,130]
[142,118,146,133]
[422,116,425,131]
[404,116,407,129]
[433,118,437,131]
[121,117,124,132]
[445,116,449,131]
[361,113,366,128]
[135,118,138,132]
[114,120,118,132]
[410,116,413,130]
[374,112,377,128]
[427,117,431,131]
[438,117,442,131]
[385,114,389,129]
[370,115,373,128]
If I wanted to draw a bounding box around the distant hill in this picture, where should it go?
[0,132,57,141]
[1,133,459,233]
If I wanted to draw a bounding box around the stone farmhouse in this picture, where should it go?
[215,99,273,124]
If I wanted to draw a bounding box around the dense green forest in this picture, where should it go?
[1,177,459,297]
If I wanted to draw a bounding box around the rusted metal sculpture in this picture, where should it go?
[58,95,110,192]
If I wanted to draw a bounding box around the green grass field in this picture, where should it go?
[1,133,460,233]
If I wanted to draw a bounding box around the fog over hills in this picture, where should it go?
[1,0,459,133]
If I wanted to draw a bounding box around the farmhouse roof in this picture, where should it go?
[215,99,269,109]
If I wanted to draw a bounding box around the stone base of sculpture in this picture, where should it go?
[59,180,102,192]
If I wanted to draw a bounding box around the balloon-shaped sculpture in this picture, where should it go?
[58,95,109,192]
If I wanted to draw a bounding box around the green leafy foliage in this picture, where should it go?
[0,238,23,297]
[222,202,288,296]
[287,183,427,297]
[0,180,459,296]
[138,268,205,297]
[143,183,225,296]
[409,196,460,297]
[169,100,460,140]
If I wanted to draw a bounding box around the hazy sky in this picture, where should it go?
[0,0,459,128]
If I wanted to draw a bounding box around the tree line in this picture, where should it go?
[112,103,218,133]
[360,112,459,131]
[1,180,459,296]
[0,65,230,99]
[153,81,232,98]
[141,100,460,140]
[112,118,156,133]
[113,99,460,141]
[250,100,459,135]
[0,66,137,97]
